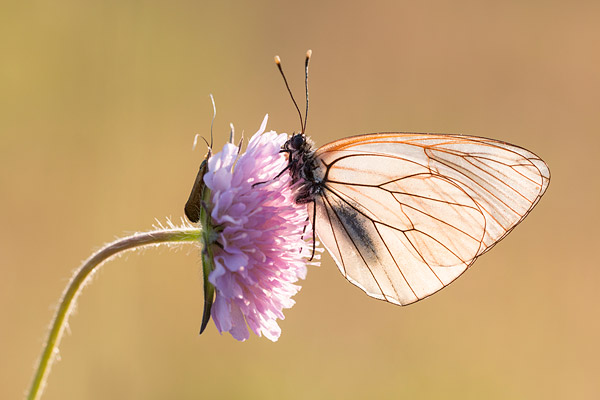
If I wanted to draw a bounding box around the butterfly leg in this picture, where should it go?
[251,149,293,188]
[310,199,317,261]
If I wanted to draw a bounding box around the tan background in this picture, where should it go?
[2,1,598,399]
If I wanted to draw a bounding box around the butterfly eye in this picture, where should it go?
[291,134,305,149]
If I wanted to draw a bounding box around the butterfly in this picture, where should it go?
[188,50,550,309]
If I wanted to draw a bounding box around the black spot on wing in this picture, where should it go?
[324,191,380,265]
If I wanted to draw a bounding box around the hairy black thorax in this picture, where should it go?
[283,133,323,204]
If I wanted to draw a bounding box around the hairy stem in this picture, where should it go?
[27,227,202,400]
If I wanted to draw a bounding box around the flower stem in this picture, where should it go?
[27,226,202,400]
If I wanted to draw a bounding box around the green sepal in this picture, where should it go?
[199,238,215,334]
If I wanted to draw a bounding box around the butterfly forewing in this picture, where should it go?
[312,133,550,304]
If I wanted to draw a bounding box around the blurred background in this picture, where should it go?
[1,1,598,399]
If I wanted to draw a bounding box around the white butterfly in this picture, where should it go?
[280,51,550,305]
[286,131,550,305]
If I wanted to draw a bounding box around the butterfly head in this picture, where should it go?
[289,133,306,150]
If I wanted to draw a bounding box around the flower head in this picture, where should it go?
[202,115,315,341]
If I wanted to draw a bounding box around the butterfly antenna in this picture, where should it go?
[209,94,216,148]
[274,55,304,134]
[303,49,311,134]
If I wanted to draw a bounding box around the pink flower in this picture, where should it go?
[202,115,315,341]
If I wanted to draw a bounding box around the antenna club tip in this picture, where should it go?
[306,49,312,58]
[274,55,281,64]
